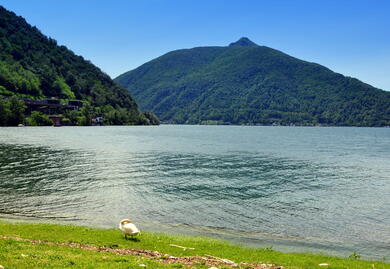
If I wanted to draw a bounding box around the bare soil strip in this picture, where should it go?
[0,235,283,269]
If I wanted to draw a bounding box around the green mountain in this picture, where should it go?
[0,6,158,126]
[115,37,390,126]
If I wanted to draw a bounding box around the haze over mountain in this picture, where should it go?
[116,37,390,126]
[0,6,158,125]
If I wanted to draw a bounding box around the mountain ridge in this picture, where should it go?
[229,37,258,47]
[0,5,158,126]
[115,37,390,126]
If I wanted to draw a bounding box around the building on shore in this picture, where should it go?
[23,98,83,126]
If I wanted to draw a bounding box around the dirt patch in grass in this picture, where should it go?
[0,235,282,269]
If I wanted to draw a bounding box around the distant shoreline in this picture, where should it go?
[160,123,390,128]
[0,123,389,128]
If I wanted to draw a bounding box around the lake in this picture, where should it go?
[0,125,389,260]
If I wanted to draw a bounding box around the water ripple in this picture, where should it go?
[0,126,389,259]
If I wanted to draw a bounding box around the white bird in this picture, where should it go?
[119,219,140,239]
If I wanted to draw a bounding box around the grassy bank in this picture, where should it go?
[0,221,388,269]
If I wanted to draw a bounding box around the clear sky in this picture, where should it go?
[1,0,389,90]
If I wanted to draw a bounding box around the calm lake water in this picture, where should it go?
[0,125,389,259]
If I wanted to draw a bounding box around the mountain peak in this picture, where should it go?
[229,37,258,47]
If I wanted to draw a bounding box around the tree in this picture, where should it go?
[52,77,75,99]
[143,111,160,125]
[0,96,11,126]
[24,111,52,126]
[6,96,25,125]
[63,110,81,125]
[80,102,93,126]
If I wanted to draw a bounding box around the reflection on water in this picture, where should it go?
[0,126,390,259]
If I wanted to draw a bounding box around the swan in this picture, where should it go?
[119,219,140,239]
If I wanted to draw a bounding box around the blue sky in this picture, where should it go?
[1,0,389,90]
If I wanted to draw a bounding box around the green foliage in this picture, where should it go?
[62,110,77,125]
[61,117,71,125]
[8,96,25,125]
[80,102,94,126]
[0,60,42,97]
[24,111,52,126]
[0,6,158,126]
[101,105,148,125]
[52,77,75,99]
[143,111,160,125]
[349,252,362,260]
[0,85,14,95]
[115,38,390,126]
[0,95,25,125]
[0,96,10,125]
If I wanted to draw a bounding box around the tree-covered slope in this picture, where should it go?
[115,37,390,126]
[0,6,158,125]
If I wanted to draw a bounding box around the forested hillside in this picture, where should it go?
[116,37,390,126]
[0,6,158,126]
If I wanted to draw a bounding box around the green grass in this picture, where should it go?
[0,220,389,269]
[0,238,175,269]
